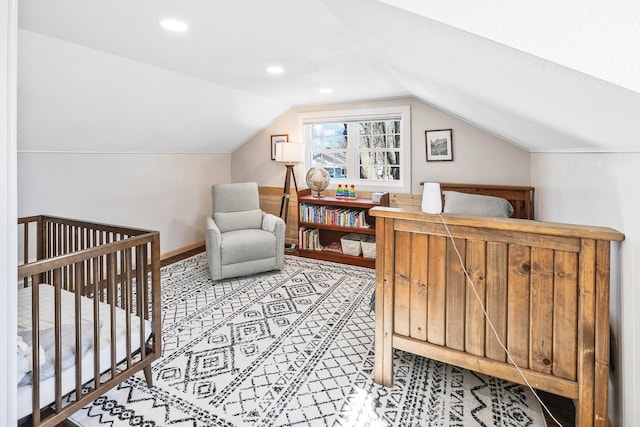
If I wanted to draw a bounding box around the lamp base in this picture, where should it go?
[279,165,299,223]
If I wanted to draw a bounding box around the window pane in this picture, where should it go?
[358,121,401,149]
[358,151,400,180]
[389,166,400,180]
[358,152,375,179]
[311,123,347,150]
[311,151,347,179]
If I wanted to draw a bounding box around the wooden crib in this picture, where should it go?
[370,185,624,427]
[17,215,161,427]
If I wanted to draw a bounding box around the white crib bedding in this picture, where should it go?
[16,284,152,419]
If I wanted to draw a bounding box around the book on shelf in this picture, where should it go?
[299,203,370,228]
[298,227,323,251]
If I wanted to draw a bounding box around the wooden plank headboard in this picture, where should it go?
[420,182,535,220]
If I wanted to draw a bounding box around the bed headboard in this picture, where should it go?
[420,182,535,220]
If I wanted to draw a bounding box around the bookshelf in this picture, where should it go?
[297,188,389,268]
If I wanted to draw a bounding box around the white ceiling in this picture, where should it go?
[17,0,640,153]
[378,0,640,95]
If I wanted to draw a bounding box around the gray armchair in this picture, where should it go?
[205,182,285,280]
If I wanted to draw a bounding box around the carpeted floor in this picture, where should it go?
[69,254,545,426]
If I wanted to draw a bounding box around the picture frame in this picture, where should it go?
[271,134,288,160]
[425,129,453,161]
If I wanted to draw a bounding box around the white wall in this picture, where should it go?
[1,0,17,423]
[17,30,239,255]
[18,153,231,254]
[531,152,640,426]
[232,97,530,191]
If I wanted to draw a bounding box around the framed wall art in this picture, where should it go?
[425,129,453,161]
[271,134,288,160]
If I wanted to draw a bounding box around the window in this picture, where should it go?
[300,106,411,193]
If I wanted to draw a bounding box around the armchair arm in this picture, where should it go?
[262,212,283,233]
[205,216,223,280]
[262,213,286,269]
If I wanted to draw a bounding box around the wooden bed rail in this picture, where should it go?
[16,215,161,427]
[370,207,623,427]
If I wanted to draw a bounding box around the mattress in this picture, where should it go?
[16,284,152,419]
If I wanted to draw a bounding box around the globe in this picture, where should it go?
[305,167,331,198]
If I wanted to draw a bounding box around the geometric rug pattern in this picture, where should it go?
[69,254,545,426]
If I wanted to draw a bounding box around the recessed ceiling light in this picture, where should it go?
[266,66,285,74]
[319,88,333,94]
[159,19,189,32]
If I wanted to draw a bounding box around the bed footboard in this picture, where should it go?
[370,208,623,427]
[17,215,161,427]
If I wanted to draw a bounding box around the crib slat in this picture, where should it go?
[37,216,45,262]
[143,247,149,320]
[120,247,127,309]
[108,253,117,377]
[22,221,29,286]
[93,255,101,386]
[75,261,84,400]
[31,278,41,426]
[136,245,147,359]
[70,225,78,289]
[64,224,70,290]
[54,268,63,414]
[57,223,62,258]
[124,248,133,369]
[148,232,162,386]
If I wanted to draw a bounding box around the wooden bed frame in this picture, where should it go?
[17,215,161,427]
[370,184,624,427]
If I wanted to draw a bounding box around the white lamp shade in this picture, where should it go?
[275,142,305,164]
[421,182,442,214]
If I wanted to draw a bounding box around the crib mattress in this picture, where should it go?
[16,284,152,419]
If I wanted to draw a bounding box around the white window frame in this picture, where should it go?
[298,105,411,194]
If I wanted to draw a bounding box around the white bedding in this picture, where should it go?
[17,284,152,419]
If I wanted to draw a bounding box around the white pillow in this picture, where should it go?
[214,209,263,233]
[443,191,514,218]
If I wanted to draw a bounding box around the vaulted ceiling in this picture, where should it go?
[17,0,640,153]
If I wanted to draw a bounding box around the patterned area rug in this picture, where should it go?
[69,254,545,426]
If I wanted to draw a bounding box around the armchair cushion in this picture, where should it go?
[220,229,277,265]
[214,209,262,233]
[212,182,260,213]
